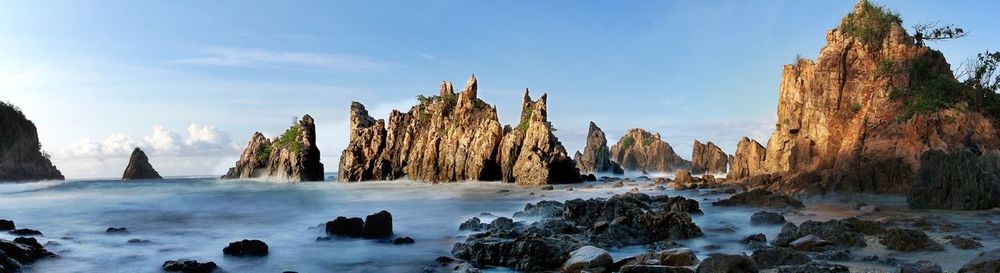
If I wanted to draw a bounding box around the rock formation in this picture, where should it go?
[609,129,690,173]
[742,1,1000,209]
[728,137,767,181]
[0,101,63,182]
[691,140,728,174]
[121,148,162,180]
[223,115,324,182]
[574,122,623,174]
[338,75,581,185]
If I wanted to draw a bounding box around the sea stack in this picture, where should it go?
[728,137,766,181]
[743,0,1000,209]
[338,75,581,185]
[609,129,690,173]
[574,122,623,174]
[122,148,162,180]
[691,140,728,174]
[223,115,324,182]
[0,101,64,182]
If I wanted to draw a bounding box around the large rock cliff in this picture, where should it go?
[691,140,728,174]
[338,75,581,185]
[0,102,63,182]
[609,129,690,173]
[574,122,623,174]
[728,137,767,181]
[223,115,324,182]
[747,1,1000,209]
[122,147,162,180]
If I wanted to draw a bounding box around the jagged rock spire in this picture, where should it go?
[462,74,477,98]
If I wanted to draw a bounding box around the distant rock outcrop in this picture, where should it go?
[742,1,1000,209]
[574,122,624,175]
[0,101,63,182]
[338,75,581,185]
[728,137,766,181]
[691,140,728,174]
[609,129,690,173]
[122,148,162,180]
[223,115,324,182]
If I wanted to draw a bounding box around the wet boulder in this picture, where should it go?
[751,247,811,269]
[959,248,1000,273]
[741,233,767,246]
[363,210,393,239]
[391,237,415,245]
[750,211,785,225]
[451,234,577,272]
[459,217,487,231]
[326,217,364,237]
[513,200,564,218]
[620,265,695,273]
[0,237,55,272]
[423,256,481,273]
[162,259,218,273]
[8,229,41,236]
[0,220,13,231]
[222,239,268,256]
[788,235,833,252]
[105,227,129,234]
[695,254,757,273]
[660,196,703,214]
[712,189,804,209]
[774,262,848,273]
[618,248,699,268]
[776,218,881,248]
[944,235,983,249]
[560,246,613,273]
[879,228,943,252]
[899,260,943,273]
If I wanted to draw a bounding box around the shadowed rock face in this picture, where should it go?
[743,2,1000,209]
[223,115,324,182]
[691,140,728,174]
[575,122,623,175]
[610,129,690,173]
[729,137,767,181]
[0,102,63,182]
[338,75,580,185]
[122,148,161,180]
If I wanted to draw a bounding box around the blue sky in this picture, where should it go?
[2,0,998,178]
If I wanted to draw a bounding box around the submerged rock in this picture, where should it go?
[0,237,55,273]
[105,227,129,234]
[8,229,41,236]
[363,210,393,239]
[391,236,415,245]
[750,211,786,225]
[0,101,64,182]
[751,247,811,269]
[691,140,728,174]
[326,217,364,238]
[222,239,268,256]
[575,122,624,175]
[121,148,162,180]
[610,128,691,173]
[944,235,983,249]
[899,260,943,273]
[423,256,481,273]
[223,115,324,182]
[162,259,218,273]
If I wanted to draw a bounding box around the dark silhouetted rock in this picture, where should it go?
[909,150,1000,210]
[0,101,64,182]
[575,122,624,175]
[751,247,811,269]
[8,229,41,236]
[222,239,268,256]
[162,259,218,273]
[713,189,804,209]
[959,248,1000,273]
[0,220,13,231]
[105,227,128,234]
[880,228,943,252]
[695,254,757,273]
[121,148,161,180]
[326,217,364,238]
[774,262,848,273]
[363,210,393,239]
[751,211,786,225]
[391,237,415,245]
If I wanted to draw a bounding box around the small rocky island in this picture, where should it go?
[0,101,63,182]
[609,128,690,173]
[339,75,581,185]
[223,115,324,182]
[121,147,162,180]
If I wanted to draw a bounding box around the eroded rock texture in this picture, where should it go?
[691,140,728,174]
[223,115,324,182]
[575,122,624,175]
[729,137,767,181]
[122,148,162,180]
[338,75,580,185]
[610,129,690,173]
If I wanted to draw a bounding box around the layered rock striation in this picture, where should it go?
[338,75,580,185]
[574,122,623,174]
[609,129,690,173]
[691,140,728,174]
[122,148,162,180]
[223,115,324,182]
[0,101,63,182]
[728,137,767,181]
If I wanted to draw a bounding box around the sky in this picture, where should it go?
[2,0,998,179]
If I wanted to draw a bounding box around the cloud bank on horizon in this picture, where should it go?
[1,0,998,178]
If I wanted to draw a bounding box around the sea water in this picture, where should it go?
[0,177,995,272]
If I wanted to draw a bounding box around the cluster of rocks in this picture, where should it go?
[322,210,412,244]
[121,147,162,180]
[0,219,55,273]
[451,192,703,271]
[223,115,324,182]
[0,101,64,182]
[574,122,624,175]
[338,75,581,185]
[609,129,690,173]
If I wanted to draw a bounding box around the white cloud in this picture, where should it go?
[144,125,182,153]
[101,133,140,155]
[58,124,239,159]
[171,47,389,72]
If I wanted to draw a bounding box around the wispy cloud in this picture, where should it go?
[171,47,389,72]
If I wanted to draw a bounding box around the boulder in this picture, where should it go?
[728,137,766,181]
[0,220,13,231]
[898,260,943,273]
[222,239,268,256]
[121,148,162,180]
[695,254,757,273]
[620,265,695,273]
[751,247,811,269]
[162,259,218,273]
[423,256,481,273]
[452,234,576,272]
[513,200,564,218]
[391,237,415,245]
[712,189,804,209]
[750,211,786,225]
[105,227,128,234]
[788,235,833,252]
[363,210,393,239]
[959,248,1000,273]
[560,246,613,273]
[0,101,64,181]
[691,140,728,174]
[459,217,487,231]
[575,122,624,175]
[610,129,691,173]
[0,237,55,272]
[8,229,41,236]
[741,233,767,246]
[224,115,324,182]
[944,235,983,249]
[879,228,943,251]
[326,217,364,237]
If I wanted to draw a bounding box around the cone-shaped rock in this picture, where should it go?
[122,148,162,180]
[575,122,623,174]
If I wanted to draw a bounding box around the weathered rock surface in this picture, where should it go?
[121,148,161,180]
[712,189,804,209]
[338,75,580,185]
[695,254,757,273]
[743,1,1000,210]
[899,260,943,273]
[423,256,481,273]
[575,122,624,175]
[222,239,268,256]
[560,246,613,273]
[959,248,1000,273]
[879,228,943,252]
[162,259,218,273]
[751,211,786,225]
[908,150,1000,210]
[0,101,63,182]
[728,137,766,181]
[691,140,728,174]
[0,237,55,273]
[610,129,690,173]
[223,115,324,182]
[774,218,884,249]
[775,262,849,273]
[751,247,811,269]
